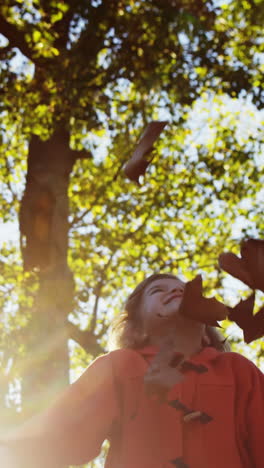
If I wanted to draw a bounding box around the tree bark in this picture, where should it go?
[19,128,76,417]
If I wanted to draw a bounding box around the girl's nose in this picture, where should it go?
[162,286,184,304]
[169,286,184,294]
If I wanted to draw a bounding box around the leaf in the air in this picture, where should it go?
[219,238,264,292]
[228,293,264,343]
[179,275,228,326]
[240,239,264,292]
[218,252,253,288]
[124,121,168,183]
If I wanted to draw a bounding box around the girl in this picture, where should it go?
[1,273,263,468]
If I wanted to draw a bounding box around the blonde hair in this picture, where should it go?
[110,273,231,352]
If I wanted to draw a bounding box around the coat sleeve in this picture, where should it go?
[1,352,121,468]
[244,359,264,468]
[233,353,264,468]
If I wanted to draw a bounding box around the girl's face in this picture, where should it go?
[140,277,185,335]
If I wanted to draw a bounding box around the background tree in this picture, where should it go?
[0,0,263,465]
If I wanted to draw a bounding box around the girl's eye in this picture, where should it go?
[150,288,163,295]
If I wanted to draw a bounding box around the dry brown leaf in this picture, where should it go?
[218,252,253,288]
[179,275,228,325]
[228,293,264,343]
[219,238,264,292]
[124,121,168,183]
[240,239,264,292]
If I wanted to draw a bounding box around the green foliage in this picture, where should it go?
[0,0,263,466]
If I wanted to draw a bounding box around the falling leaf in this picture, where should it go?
[228,293,264,343]
[218,252,253,288]
[124,121,168,183]
[219,238,264,292]
[240,239,264,292]
[179,275,228,326]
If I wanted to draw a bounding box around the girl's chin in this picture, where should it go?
[157,308,180,320]
[157,313,173,319]
[157,311,177,322]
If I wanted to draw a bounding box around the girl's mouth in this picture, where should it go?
[163,294,182,305]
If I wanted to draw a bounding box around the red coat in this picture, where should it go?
[8,347,264,468]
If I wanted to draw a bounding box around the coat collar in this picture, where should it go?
[136,345,228,388]
[138,345,220,365]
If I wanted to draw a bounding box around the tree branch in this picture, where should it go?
[67,320,104,355]
[39,1,74,51]
[0,14,39,64]
[5,155,19,204]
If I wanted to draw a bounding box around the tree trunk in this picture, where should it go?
[19,128,76,416]
[21,266,74,416]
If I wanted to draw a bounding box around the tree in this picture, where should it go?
[0,0,263,455]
